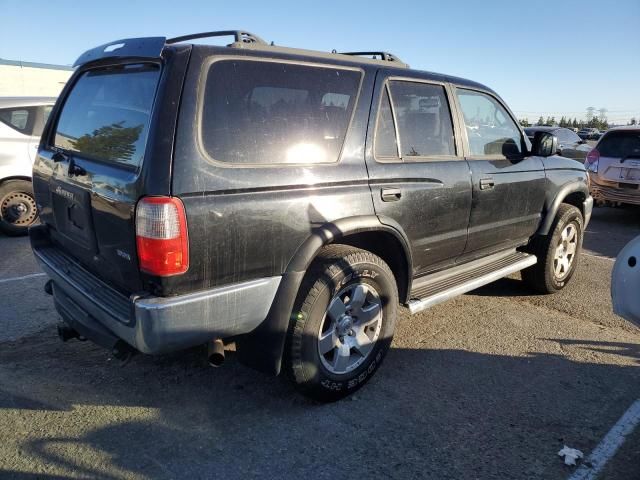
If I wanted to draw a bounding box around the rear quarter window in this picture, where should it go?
[0,107,36,135]
[200,59,362,165]
[53,64,160,168]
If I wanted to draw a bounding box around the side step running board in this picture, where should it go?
[408,250,537,315]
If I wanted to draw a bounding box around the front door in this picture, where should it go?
[365,74,472,277]
[452,87,546,261]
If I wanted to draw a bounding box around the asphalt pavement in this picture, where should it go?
[0,206,639,479]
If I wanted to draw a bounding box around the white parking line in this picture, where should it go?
[0,272,47,285]
[568,399,640,480]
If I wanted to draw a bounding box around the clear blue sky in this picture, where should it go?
[2,0,639,123]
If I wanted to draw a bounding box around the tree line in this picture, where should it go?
[517,116,615,130]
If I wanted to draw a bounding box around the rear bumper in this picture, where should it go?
[31,227,281,354]
[589,176,640,205]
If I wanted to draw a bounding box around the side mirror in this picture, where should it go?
[531,131,560,157]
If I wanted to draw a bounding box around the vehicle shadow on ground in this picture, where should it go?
[583,205,640,259]
[1,331,640,479]
[467,276,537,298]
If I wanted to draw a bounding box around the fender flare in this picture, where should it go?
[286,215,413,277]
[236,215,413,375]
[537,181,589,236]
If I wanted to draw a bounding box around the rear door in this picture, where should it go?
[595,130,640,186]
[32,62,163,293]
[452,87,546,261]
[365,74,472,276]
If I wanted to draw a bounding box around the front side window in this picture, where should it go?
[388,81,456,158]
[54,64,160,168]
[201,60,361,165]
[0,107,34,134]
[456,89,522,157]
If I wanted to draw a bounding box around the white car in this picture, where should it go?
[0,96,56,235]
[612,235,640,328]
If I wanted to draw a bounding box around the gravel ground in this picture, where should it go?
[0,206,638,480]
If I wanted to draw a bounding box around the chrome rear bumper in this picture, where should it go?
[31,229,280,354]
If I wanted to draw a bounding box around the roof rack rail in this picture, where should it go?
[339,51,406,65]
[167,30,267,45]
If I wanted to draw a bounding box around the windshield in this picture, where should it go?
[53,63,160,168]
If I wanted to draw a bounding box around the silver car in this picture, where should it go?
[0,97,56,235]
[586,126,640,206]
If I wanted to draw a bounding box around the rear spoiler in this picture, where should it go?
[73,31,267,68]
[73,37,167,68]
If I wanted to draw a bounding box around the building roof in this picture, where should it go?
[0,58,73,71]
[0,96,58,108]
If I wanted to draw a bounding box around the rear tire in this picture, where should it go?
[0,180,38,236]
[285,245,398,402]
[522,204,583,293]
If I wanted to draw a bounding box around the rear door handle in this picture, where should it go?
[381,188,402,202]
[479,178,495,190]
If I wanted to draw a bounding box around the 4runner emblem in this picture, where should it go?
[55,186,74,201]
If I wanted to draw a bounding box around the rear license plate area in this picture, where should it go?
[50,181,97,252]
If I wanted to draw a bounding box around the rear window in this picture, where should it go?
[0,107,35,134]
[201,60,362,165]
[598,131,640,159]
[53,64,160,168]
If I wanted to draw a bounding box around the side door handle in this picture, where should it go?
[381,188,402,202]
[479,177,495,190]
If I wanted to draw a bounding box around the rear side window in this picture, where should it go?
[374,87,399,158]
[388,81,456,158]
[0,107,35,134]
[598,131,640,158]
[556,128,580,144]
[201,60,362,165]
[456,89,523,157]
[53,64,160,168]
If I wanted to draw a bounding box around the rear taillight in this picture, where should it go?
[135,196,189,276]
[585,149,599,173]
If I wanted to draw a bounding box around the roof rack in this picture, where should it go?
[339,51,406,65]
[167,30,267,46]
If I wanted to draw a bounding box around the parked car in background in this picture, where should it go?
[578,128,600,140]
[586,126,640,206]
[524,126,591,161]
[0,97,56,235]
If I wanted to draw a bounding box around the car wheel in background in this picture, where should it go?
[0,180,39,236]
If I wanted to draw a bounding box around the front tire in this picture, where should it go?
[522,204,584,293]
[285,245,398,402]
[0,180,38,236]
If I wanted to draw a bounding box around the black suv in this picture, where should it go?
[30,31,593,401]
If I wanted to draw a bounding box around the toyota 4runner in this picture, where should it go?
[30,31,593,401]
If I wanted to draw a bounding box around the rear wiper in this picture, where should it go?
[620,154,640,163]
